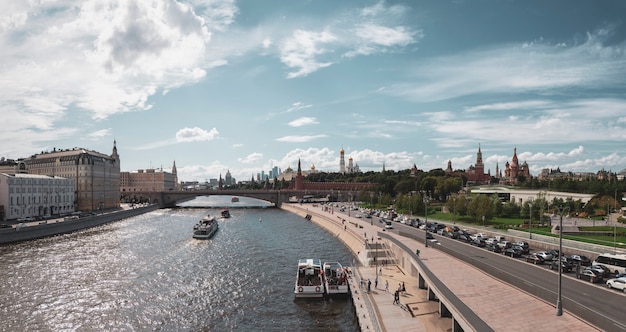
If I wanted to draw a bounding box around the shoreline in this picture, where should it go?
[281,203,447,332]
[0,204,159,245]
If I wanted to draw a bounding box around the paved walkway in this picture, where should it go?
[283,203,599,332]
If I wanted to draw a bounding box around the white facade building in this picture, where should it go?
[0,173,75,221]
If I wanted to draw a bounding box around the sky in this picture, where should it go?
[2,0,626,183]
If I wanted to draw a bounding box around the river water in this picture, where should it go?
[0,196,358,331]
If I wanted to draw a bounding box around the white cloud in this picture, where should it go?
[238,152,263,164]
[386,29,626,103]
[275,134,327,142]
[87,129,111,140]
[0,0,237,144]
[279,2,420,78]
[280,28,337,78]
[176,127,219,142]
[288,117,319,127]
[286,102,312,113]
[262,37,272,48]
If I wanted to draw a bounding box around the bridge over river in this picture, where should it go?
[125,189,341,208]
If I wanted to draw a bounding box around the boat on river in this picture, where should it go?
[295,258,325,298]
[193,215,218,239]
[221,208,231,218]
[323,261,349,295]
[231,196,239,203]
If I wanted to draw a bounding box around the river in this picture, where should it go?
[0,196,358,331]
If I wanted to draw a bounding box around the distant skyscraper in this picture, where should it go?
[272,166,280,178]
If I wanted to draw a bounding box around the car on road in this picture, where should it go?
[550,259,573,272]
[534,251,553,261]
[570,254,592,266]
[0,224,13,229]
[526,254,545,265]
[578,269,604,283]
[589,264,611,278]
[503,247,522,258]
[486,244,502,253]
[384,221,393,229]
[513,241,530,254]
[457,234,471,243]
[606,277,626,292]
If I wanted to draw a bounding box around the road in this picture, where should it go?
[340,209,626,331]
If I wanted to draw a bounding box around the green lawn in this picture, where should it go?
[428,211,626,250]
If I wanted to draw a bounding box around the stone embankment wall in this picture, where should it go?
[0,205,159,245]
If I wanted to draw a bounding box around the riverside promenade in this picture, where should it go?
[282,203,598,332]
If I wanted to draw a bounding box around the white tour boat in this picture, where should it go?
[192,215,218,239]
[323,261,349,295]
[294,258,325,298]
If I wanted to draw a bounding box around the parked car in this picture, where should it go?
[547,249,562,259]
[511,245,525,254]
[570,255,592,266]
[0,224,12,229]
[606,277,626,292]
[534,251,553,261]
[550,259,573,272]
[589,264,611,278]
[471,239,486,247]
[503,247,522,258]
[526,254,545,265]
[426,232,434,239]
[486,244,502,253]
[579,269,604,283]
[457,234,471,243]
[513,241,530,254]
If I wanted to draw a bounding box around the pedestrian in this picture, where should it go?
[393,290,399,304]
[375,277,378,289]
[402,281,406,295]
[367,279,371,292]
[379,266,382,275]
[385,280,389,292]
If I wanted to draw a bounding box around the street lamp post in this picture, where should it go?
[453,196,457,225]
[529,198,533,240]
[375,239,378,278]
[555,206,570,316]
[424,196,430,248]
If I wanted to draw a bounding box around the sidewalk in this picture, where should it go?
[283,203,598,332]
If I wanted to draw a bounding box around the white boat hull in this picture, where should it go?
[295,258,325,298]
[323,261,350,295]
[294,285,325,298]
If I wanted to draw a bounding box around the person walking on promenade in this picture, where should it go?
[393,289,400,304]
[375,277,378,289]
[402,281,406,295]
[367,279,371,292]
[385,280,389,292]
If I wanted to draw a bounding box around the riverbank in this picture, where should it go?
[281,203,447,332]
[0,204,159,245]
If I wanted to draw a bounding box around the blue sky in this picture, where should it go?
[2,0,626,182]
